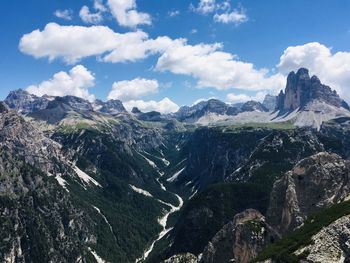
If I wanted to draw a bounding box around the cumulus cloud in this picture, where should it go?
[214,7,248,25]
[155,40,285,92]
[123,98,179,113]
[26,65,95,101]
[191,0,216,14]
[168,10,180,17]
[19,23,284,92]
[226,91,267,103]
[277,42,350,102]
[108,78,159,101]
[107,0,151,28]
[19,23,158,64]
[54,9,73,20]
[191,0,248,25]
[94,0,107,12]
[79,6,104,24]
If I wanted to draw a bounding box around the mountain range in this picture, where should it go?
[1,68,350,263]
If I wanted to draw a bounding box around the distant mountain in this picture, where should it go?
[5,89,53,114]
[241,100,268,112]
[94,99,126,114]
[5,89,126,117]
[276,68,349,112]
[174,99,239,123]
[174,99,269,124]
[262,94,277,111]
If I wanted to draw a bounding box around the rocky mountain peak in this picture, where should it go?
[241,101,268,112]
[5,89,52,114]
[99,99,126,114]
[276,68,350,112]
[131,107,142,114]
[262,94,277,111]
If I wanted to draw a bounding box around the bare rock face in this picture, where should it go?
[0,103,66,176]
[0,102,95,262]
[241,101,269,112]
[163,253,198,263]
[295,214,350,262]
[200,209,279,263]
[262,95,277,111]
[266,152,350,235]
[4,89,52,115]
[276,68,349,112]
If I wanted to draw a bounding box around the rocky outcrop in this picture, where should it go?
[295,214,350,262]
[163,253,198,263]
[0,102,96,262]
[262,95,277,111]
[276,68,349,112]
[0,102,67,175]
[98,99,126,114]
[266,152,350,235]
[131,107,142,114]
[200,209,279,263]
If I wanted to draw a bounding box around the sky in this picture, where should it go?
[1,0,350,113]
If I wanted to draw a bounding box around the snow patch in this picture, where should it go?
[189,190,198,200]
[88,248,107,263]
[93,206,114,236]
[73,166,101,187]
[130,185,153,197]
[167,167,186,182]
[55,175,69,192]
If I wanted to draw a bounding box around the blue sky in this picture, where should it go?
[1,0,350,112]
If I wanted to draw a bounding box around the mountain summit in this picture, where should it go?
[276,68,349,112]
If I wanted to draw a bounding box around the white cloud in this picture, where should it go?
[277,42,350,102]
[123,98,179,113]
[26,65,95,101]
[168,10,180,17]
[94,0,107,12]
[214,7,248,25]
[108,78,159,101]
[190,29,198,34]
[226,91,266,103]
[155,40,285,92]
[19,23,157,64]
[191,0,216,14]
[54,9,73,20]
[19,23,285,93]
[107,0,151,28]
[79,6,104,24]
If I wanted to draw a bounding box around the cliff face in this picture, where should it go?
[266,152,350,235]
[262,95,277,111]
[276,68,350,112]
[200,209,279,263]
[0,102,96,262]
[198,152,350,263]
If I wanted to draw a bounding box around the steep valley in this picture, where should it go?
[2,68,350,263]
